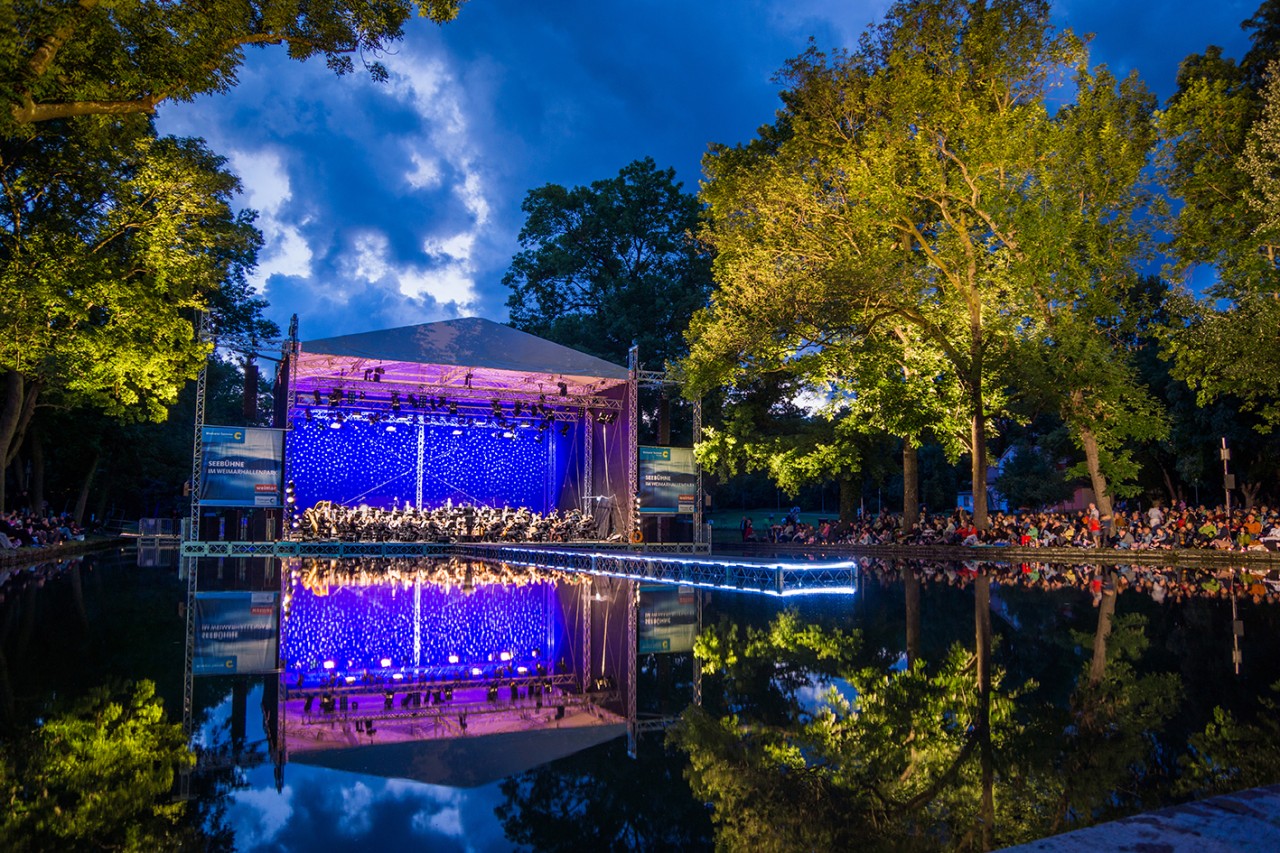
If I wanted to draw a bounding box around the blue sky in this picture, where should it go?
[156,0,1257,342]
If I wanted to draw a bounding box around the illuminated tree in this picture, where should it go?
[1157,2,1280,428]
[0,680,196,851]
[2,0,467,129]
[687,0,1090,528]
[0,124,262,508]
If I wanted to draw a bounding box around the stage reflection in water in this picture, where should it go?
[272,557,635,786]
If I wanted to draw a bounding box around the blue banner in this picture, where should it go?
[638,585,698,653]
[638,446,697,514]
[200,426,283,507]
[194,591,280,676]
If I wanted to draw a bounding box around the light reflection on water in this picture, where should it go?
[6,549,1280,850]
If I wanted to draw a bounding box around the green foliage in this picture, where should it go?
[3,0,468,128]
[0,680,195,852]
[504,157,712,368]
[1177,680,1280,799]
[685,0,1168,525]
[676,606,1041,851]
[1156,4,1280,430]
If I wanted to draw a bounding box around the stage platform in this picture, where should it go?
[177,540,859,595]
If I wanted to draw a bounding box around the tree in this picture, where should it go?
[0,680,196,851]
[2,0,467,128]
[1157,3,1280,428]
[686,0,1090,528]
[0,123,262,508]
[504,157,713,369]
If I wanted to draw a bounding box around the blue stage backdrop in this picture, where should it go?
[281,574,563,673]
[287,417,579,512]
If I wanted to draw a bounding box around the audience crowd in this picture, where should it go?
[741,501,1280,553]
[0,509,86,550]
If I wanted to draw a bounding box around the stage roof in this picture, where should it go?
[306,318,626,379]
[294,318,629,404]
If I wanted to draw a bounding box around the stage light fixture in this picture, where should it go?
[448,401,457,415]
[560,423,571,436]
[373,366,384,382]
[448,654,460,664]
[312,389,322,406]
[380,658,392,667]
[407,393,418,408]
[464,372,473,388]
[437,395,447,409]
[363,368,372,381]
[304,407,313,421]
[513,401,523,416]
[557,381,568,396]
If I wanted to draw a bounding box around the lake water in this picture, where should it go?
[3,549,1279,850]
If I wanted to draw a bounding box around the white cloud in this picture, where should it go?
[228,785,295,849]
[227,147,314,292]
[406,151,443,190]
[338,781,375,836]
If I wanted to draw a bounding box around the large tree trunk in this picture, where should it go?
[29,430,44,517]
[1078,422,1113,521]
[73,450,100,525]
[975,573,995,848]
[0,372,41,512]
[838,476,857,526]
[1089,572,1117,685]
[1241,481,1261,510]
[971,408,989,529]
[904,563,921,669]
[903,441,919,530]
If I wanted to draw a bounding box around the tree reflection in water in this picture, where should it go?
[669,560,1280,852]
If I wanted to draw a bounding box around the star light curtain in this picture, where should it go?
[287,416,578,512]
[281,570,563,673]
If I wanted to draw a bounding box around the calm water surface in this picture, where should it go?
[4,549,1280,850]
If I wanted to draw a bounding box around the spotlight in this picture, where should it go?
[312,389,322,406]
[513,401,523,416]
[464,372,473,388]
[448,654,460,664]
[328,388,343,406]
[304,407,313,421]
[323,660,335,670]
[437,395,447,409]
[560,423,571,436]
[391,392,401,413]
[380,658,392,668]
[449,401,457,415]
[557,381,568,397]
[363,368,372,381]
[407,393,418,408]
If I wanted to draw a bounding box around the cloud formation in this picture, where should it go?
[157,0,1253,341]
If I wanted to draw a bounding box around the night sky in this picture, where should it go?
[156,0,1256,341]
